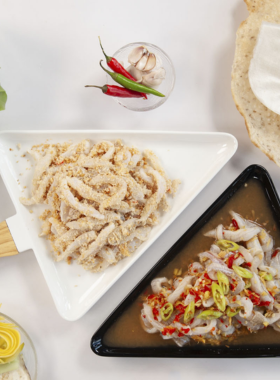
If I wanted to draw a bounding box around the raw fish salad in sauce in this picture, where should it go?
[141,211,280,346]
[20,139,180,273]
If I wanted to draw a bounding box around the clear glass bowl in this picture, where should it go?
[106,42,175,112]
[0,313,37,379]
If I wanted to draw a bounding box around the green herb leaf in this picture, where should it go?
[0,84,7,111]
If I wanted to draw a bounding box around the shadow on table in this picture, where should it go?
[210,0,280,190]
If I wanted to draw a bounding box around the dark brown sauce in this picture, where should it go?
[104,179,280,348]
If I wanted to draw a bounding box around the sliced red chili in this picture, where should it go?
[232,219,239,229]
[174,313,184,323]
[152,307,159,316]
[181,328,190,334]
[175,304,186,312]
[162,327,176,336]
[246,290,260,306]
[259,301,271,307]
[189,289,200,302]
[228,255,234,269]
[199,285,211,293]
[272,249,280,258]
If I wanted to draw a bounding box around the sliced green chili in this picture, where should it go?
[0,84,7,111]
[160,303,173,321]
[99,60,165,97]
[197,310,223,320]
[217,271,229,295]
[216,240,239,252]
[226,306,240,317]
[244,279,251,289]
[183,301,195,324]
[264,273,273,281]
[232,265,253,279]
[212,282,226,312]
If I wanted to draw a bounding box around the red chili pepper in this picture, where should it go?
[152,307,159,316]
[246,290,260,306]
[246,262,252,267]
[259,301,271,307]
[162,327,176,336]
[175,304,186,313]
[199,285,211,293]
[98,37,147,99]
[181,328,190,334]
[174,313,184,322]
[85,84,145,98]
[204,273,211,280]
[147,294,156,300]
[272,249,280,258]
[228,255,234,269]
[190,318,194,325]
[178,332,184,337]
[232,219,239,229]
[189,289,200,302]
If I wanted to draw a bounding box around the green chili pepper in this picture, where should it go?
[197,310,223,320]
[264,273,273,281]
[0,84,7,111]
[226,306,240,317]
[232,265,253,279]
[99,60,165,97]
[184,301,195,324]
[216,240,239,252]
[212,282,226,311]
[160,303,173,321]
[244,279,251,289]
[217,271,229,295]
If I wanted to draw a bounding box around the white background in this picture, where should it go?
[1,0,280,379]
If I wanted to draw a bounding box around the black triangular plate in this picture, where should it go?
[91,165,280,358]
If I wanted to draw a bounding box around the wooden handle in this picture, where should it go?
[0,221,18,257]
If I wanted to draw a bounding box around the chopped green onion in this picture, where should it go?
[232,265,253,279]
[212,282,226,311]
[197,310,223,320]
[184,301,195,324]
[216,240,239,252]
[160,303,173,321]
[217,271,229,295]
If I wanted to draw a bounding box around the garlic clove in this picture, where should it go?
[128,46,147,66]
[135,53,149,71]
[126,65,143,83]
[143,53,156,72]
[141,68,166,89]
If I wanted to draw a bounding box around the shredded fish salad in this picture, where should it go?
[20,139,180,273]
[141,211,280,346]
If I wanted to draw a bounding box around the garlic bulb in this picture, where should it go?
[128,46,157,72]
[142,68,166,89]
[144,53,156,72]
[126,65,143,83]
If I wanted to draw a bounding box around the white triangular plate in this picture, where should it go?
[0,130,237,320]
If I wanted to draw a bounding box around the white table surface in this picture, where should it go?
[1,0,280,379]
